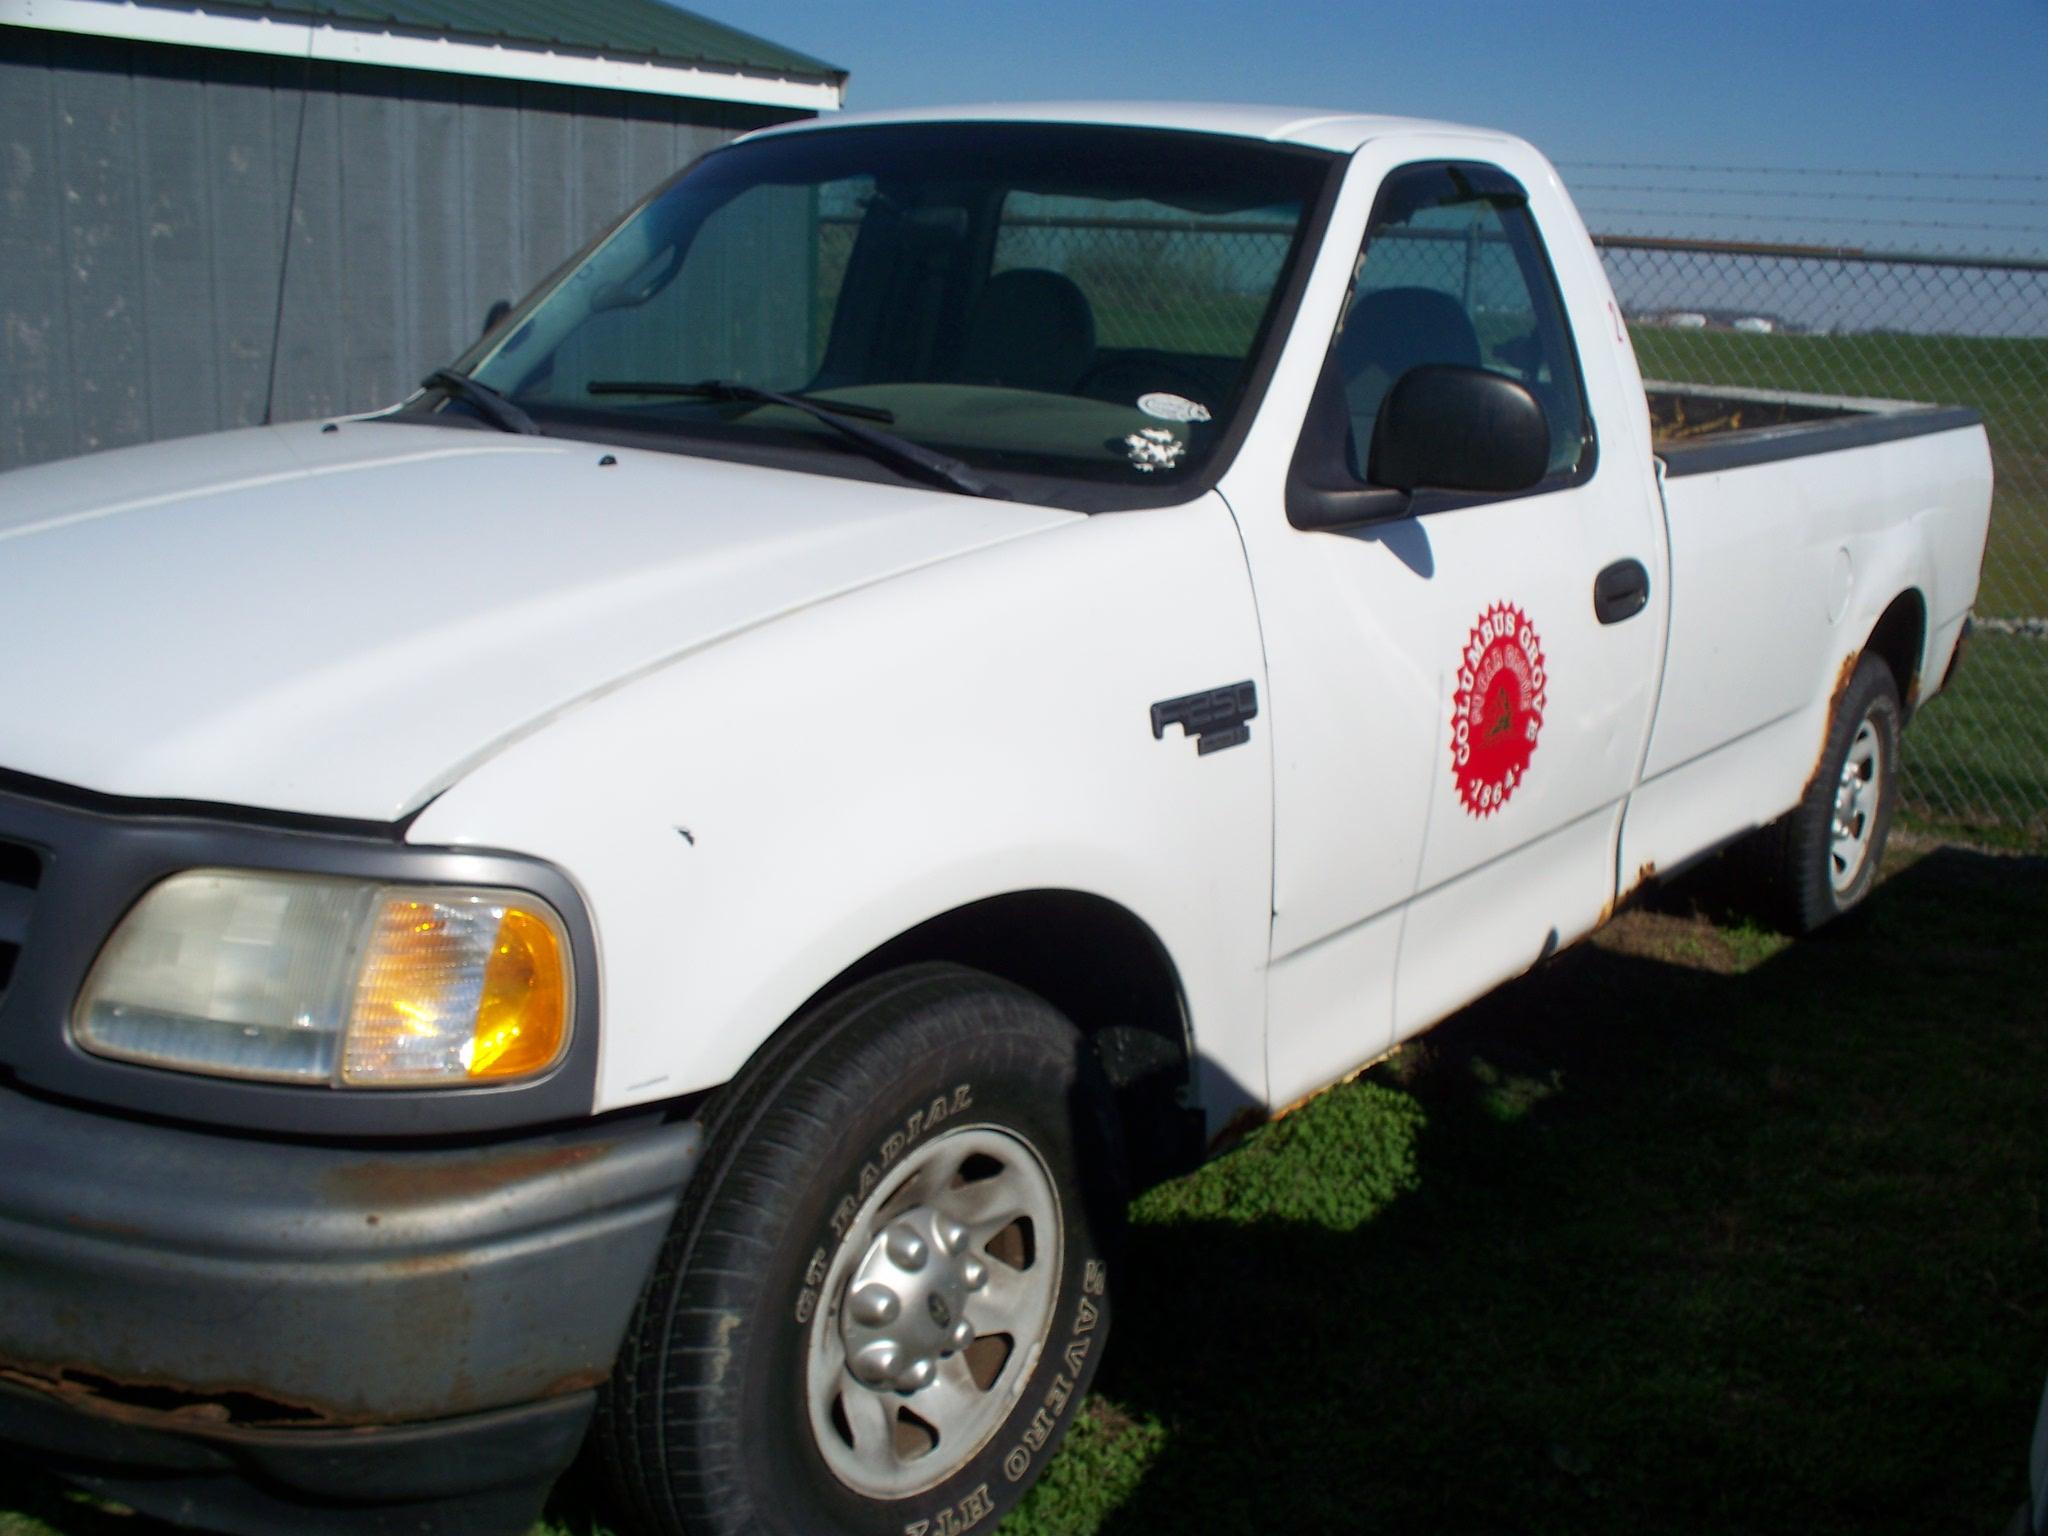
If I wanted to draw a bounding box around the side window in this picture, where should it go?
[1337,163,1590,480]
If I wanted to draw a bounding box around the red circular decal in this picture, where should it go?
[1452,601,1547,818]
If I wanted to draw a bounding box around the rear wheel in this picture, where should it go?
[596,964,1124,1536]
[1737,653,1902,933]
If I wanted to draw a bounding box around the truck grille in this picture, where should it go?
[0,837,41,1001]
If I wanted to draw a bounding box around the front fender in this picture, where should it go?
[408,495,1274,1130]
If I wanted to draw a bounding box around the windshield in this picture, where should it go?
[444,122,1336,507]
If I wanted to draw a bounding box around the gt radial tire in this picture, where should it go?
[1739,652,1903,935]
[595,964,1126,1536]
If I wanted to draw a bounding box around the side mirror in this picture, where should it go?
[1285,362,1551,534]
[1369,364,1549,495]
[480,298,513,340]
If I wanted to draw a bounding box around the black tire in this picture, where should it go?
[1736,653,1903,934]
[595,964,1125,1536]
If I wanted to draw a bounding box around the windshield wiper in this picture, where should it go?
[586,379,1009,500]
[591,380,897,424]
[421,368,541,436]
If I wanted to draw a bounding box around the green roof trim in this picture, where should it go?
[205,0,844,82]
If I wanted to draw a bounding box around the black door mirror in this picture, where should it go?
[480,298,513,340]
[1368,363,1549,495]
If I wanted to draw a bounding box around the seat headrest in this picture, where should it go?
[1338,286,1483,382]
[959,269,1096,394]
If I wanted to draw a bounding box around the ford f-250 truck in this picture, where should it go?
[0,103,1992,1536]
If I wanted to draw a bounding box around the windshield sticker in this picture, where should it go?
[1137,392,1213,424]
[1452,601,1547,818]
[1122,427,1185,473]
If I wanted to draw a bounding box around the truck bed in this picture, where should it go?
[1646,380,1981,477]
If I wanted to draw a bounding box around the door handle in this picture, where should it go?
[1594,559,1650,625]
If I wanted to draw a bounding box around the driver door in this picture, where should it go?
[1245,157,1666,1108]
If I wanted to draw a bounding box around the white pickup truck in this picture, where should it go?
[0,103,1992,1536]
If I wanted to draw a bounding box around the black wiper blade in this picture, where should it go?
[421,368,540,436]
[586,379,1009,500]
[590,379,896,424]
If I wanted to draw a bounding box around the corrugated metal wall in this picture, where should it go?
[0,26,802,470]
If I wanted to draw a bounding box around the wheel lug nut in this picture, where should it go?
[947,1318,974,1352]
[935,1217,968,1252]
[886,1226,928,1271]
[851,1343,901,1387]
[961,1257,987,1290]
[850,1284,899,1327]
[896,1357,935,1392]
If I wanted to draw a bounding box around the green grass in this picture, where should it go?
[5,837,2043,1536]
[1905,630,2048,847]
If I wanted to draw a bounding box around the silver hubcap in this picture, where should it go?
[1830,716,1884,893]
[805,1124,1062,1498]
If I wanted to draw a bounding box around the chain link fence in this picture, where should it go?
[1587,231,2048,847]
[1316,221,2048,844]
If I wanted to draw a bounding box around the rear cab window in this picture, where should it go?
[989,191,1304,413]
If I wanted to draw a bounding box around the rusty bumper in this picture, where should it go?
[0,1082,701,1534]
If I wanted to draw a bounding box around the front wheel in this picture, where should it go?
[596,965,1124,1536]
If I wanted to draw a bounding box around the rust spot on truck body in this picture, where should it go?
[321,1139,611,1209]
[1621,859,1658,910]
[1832,650,1860,708]
[1595,860,1658,931]
[0,1129,655,1444]
[0,1357,340,1430]
[1800,651,1866,802]
[0,1348,607,1436]
[537,1367,608,1399]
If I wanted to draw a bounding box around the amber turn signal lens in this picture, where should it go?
[469,906,569,1079]
[342,888,572,1087]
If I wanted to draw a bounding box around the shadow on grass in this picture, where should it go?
[1056,845,2048,1536]
[0,1445,135,1535]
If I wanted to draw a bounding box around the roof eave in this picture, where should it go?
[0,0,846,110]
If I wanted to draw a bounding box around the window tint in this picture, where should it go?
[1338,163,1590,480]
[539,176,874,398]
[461,123,1333,503]
[993,193,1297,359]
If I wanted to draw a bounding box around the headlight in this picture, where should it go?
[73,871,572,1088]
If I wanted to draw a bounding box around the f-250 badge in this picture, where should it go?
[1452,601,1547,817]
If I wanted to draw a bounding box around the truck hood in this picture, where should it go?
[0,422,1072,822]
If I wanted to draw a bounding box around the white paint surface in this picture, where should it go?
[0,108,1994,1132]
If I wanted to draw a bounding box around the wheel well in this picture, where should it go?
[827,892,1200,1189]
[1864,590,1927,713]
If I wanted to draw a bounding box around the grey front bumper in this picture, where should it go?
[0,1082,699,1531]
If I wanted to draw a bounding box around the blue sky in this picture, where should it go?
[697,0,2048,251]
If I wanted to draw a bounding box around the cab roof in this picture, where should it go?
[746,100,1528,156]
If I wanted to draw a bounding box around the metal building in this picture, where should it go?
[0,0,844,470]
